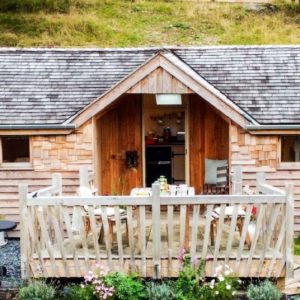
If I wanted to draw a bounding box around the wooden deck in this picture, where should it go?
[19,167,294,279]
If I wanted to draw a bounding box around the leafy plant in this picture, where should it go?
[146,281,176,300]
[175,250,211,300]
[247,280,282,300]
[104,272,146,300]
[175,250,239,300]
[18,280,56,300]
[59,284,96,300]
[208,264,240,300]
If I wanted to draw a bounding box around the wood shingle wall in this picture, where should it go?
[231,123,300,232]
[0,121,94,237]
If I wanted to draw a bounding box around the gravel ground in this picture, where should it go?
[0,239,21,288]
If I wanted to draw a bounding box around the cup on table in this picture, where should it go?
[178,184,188,196]
[188,187,195,196]
[169,185,177,196]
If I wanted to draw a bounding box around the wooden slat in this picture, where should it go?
[234,204,253,273]
[244,204,265,277]
[167,205,174,277]
[114,206,124,272]
[87,206,101,263]
[26,207,48,277]
[256,204,281,276]
[224,204,239,265]
[267,219,286,277]
[101,206,112,269]
[212,204,226,274]
[190,205,200,262]
[36,207,57,276]
[127,206,135,272]
[62,207,81,277]
[179,205,187,248]
[50,206,69,277]
[202,204,213,259]
[139,205,147,277]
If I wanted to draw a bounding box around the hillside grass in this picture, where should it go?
[0,0,300,47]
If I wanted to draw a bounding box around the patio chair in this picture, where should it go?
[203,159,229,195]
[210,206,252,249]
[75,186,128,245]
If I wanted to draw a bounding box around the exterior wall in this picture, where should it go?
[32,120,93,171]
[230,123,300,232]
[0,120,93,237]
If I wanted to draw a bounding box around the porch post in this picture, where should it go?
[19,184,29,279]
[152,183,161,279]
[285,182,294,278]
[52,173,62,196]
[232,166,243,194]
[80,165,90,188]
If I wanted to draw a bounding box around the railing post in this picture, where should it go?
[232,166,243,194]
[19,184,29,279]
[152,183,161,279]
[80,165,90,188]
[52,173,62,196]
[256,172,266,193]
[285,182,294,278]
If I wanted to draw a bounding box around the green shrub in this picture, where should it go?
[59,284,96,300]
[175,251,211,300]
[146,281,176,300]
[175,250,239,300]
[18,280,56,300]
[247,280,282,300]
[104,272,146,300]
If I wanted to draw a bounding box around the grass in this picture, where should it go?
[0,0,299,47]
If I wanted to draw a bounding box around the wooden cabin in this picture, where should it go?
[1,46,300,237]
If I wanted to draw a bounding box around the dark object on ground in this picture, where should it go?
[0,221,17,232]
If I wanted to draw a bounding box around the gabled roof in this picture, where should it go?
[0,46,300,127]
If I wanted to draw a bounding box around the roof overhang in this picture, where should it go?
[246,124,300,135]
[70,51,255,128]
[0,124,75,135]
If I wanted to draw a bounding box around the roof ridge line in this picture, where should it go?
[0,45,300,52]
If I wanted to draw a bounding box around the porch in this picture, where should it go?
[19,167,294,279]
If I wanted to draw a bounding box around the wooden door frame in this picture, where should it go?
[142,94,189,187]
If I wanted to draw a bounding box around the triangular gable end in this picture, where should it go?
[72,52,252,128]
[127,67,193,94]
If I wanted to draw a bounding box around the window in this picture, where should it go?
[0,136,31,168]
[281,136,300,163]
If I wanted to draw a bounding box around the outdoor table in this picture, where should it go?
[0,220,17,247]
[131,186,195,251]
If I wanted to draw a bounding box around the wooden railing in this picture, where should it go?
[19,169,294,279]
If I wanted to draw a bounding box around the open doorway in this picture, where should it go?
[143,94,188,187]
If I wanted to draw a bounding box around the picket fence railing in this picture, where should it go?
[19,167,294,279]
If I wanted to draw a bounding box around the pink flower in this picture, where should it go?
[176,248,186,262]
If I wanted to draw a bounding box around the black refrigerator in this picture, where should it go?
[146,146,172,187]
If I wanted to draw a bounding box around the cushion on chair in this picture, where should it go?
[204,159,228,184]
[216,164,228,187]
